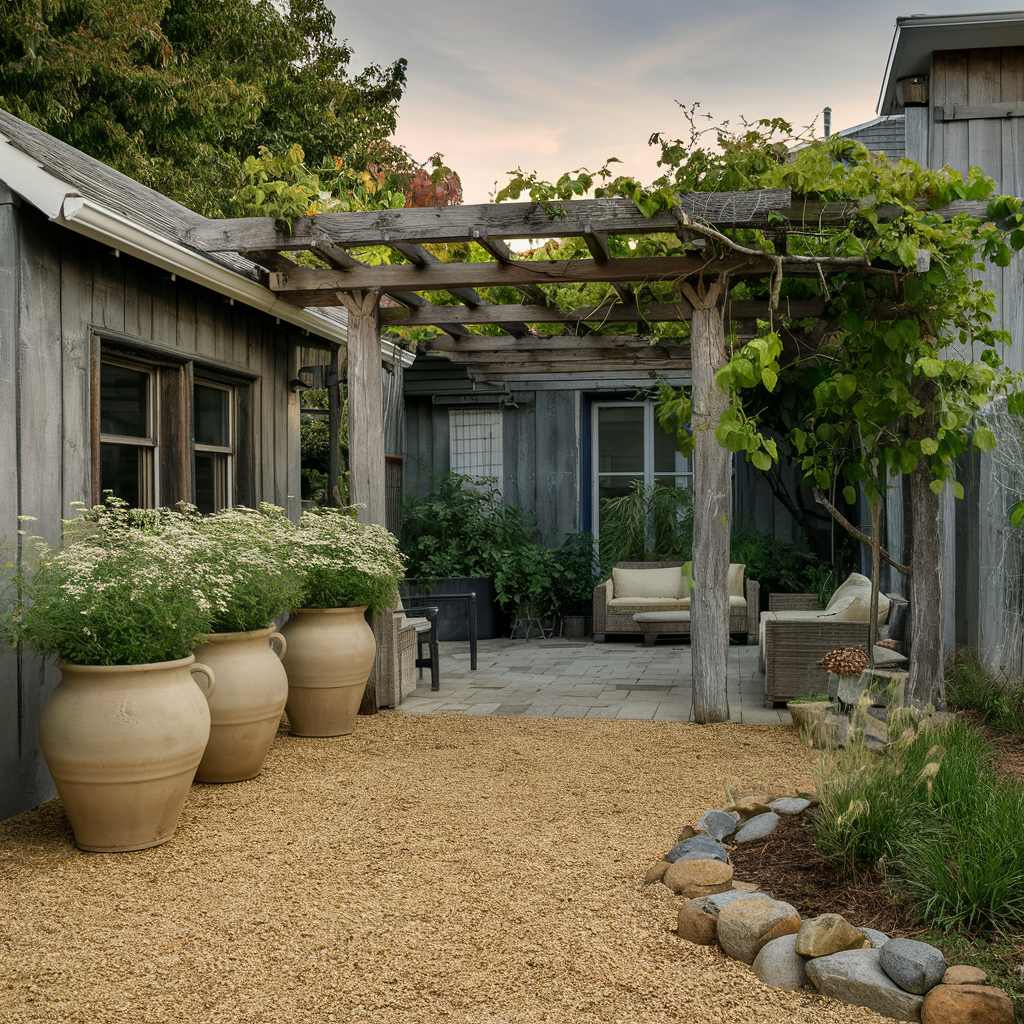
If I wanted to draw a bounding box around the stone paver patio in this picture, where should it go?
[400,637,791,725]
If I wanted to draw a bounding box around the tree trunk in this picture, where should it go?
[689,294,731,724]
[906,385,945,709]
[868,496,881,666]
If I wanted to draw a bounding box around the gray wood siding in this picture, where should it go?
[1,204,324,821]
[929,48,1024,667]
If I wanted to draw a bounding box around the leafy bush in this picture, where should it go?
[811,719,1024,934]
[947,650,1024,734]
[729,530,822,595]
[400,473,534,582]
[551,533,600,617]
[598,481,692,568]
[294,507,405,613]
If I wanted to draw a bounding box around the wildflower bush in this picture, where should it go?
[4,502,216,666]
[811,718,1024,934]
[294,507,404,613]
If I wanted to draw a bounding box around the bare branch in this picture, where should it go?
[812,487,911,576]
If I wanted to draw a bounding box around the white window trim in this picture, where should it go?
[99,356,159,507]
[193,380,235,511]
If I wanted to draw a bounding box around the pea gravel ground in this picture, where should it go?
[0,712,891,1024]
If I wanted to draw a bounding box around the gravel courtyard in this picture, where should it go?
[0,712,890,1024]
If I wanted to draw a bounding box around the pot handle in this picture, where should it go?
[191,663,216,701]
[269,631,287,660]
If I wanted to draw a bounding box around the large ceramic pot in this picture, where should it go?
[39,655,215,853]
[281,607,376,737]
[193,627,288,784]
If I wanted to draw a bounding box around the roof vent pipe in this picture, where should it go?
[823,107,832,138]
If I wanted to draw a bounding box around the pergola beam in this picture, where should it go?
[421,334,689,354]
[381,298,825,328]
[185,188,795,253]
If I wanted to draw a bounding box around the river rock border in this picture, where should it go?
[644,793,1014,1024]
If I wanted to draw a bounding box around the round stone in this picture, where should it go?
[921,983,1014,1024]
[716,897,801,965]
[769,797,811,815]
[643,861,670,885]
[662,858,733,899]
[733,811,782,843]
[942,965,988,985]
[806,948,924,1020]
[665,835,728,864]
[879,937,947,995]
[859,928,890,949]
[698,809,739,841]
[676,892,770,946]
[753,933,809,990]
[794,914,867,957]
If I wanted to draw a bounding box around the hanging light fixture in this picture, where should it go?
[896,76,928,107]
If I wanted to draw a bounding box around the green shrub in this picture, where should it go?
[597,481,692,569]
[947,650,1024,735]
[812,719,1024,934]
[729,530,823,595]
[551,533,600,617]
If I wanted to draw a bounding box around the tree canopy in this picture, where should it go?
[0,0,408,216]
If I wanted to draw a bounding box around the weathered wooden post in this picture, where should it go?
[683,279,731,723]
[339,289,397,712]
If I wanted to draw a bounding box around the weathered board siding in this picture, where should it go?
[929,47,1024,668]
[1,202,325,821]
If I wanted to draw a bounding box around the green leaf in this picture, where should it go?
[897,236,918,266]
[952,481,965,500]
[760,368,778,392]
[919,358,944,379]
[843,486,856,505]
[836,375,857,400]
[919,438,939,455]
[930,479,945,494]
[751,450,772,471]
[973,427,997,452]
[1011,499,1024,526]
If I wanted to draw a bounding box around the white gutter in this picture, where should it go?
[59,196,348,345]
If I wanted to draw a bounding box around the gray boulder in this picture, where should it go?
[665,835,728,864]
[752,934,808,991]
[805,948,924,1021]
[879,937,947,995]
[769,797,811,816]
[698,809,739,841]
[733,812,782,843]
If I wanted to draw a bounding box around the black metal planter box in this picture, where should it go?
[401,577,499,641]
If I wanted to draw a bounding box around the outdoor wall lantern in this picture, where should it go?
[896,76,928,107]
[289,365,320,393]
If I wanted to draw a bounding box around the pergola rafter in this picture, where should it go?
[191,184,982,721]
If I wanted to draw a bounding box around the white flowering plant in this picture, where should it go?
[4,500,215,666]
[183,503,304,634]
[293,507,404,613]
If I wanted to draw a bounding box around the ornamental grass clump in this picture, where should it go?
[4,501,215,666]
[293,507,404,613]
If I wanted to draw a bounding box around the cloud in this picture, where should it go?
[326,0,1002,201]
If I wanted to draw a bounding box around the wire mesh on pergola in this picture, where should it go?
[184,187,990,381]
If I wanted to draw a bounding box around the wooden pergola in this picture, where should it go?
[185,188,990,720]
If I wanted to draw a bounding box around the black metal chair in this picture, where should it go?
[402,603,440,691]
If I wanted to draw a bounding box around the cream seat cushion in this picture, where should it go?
[608,597,689,609]
[820,572,890,624]
[728,563,746,598]
[612,566,684,600]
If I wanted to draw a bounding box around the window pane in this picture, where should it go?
[100,364,148,437]
[194,384,230,447]
[195,451,228,514]
[654,418,681,474]
[101,443,145,506]
[597,406,644,473]
[449,409,503,492]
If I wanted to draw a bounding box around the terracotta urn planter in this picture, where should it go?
[193,627,288,784]
[39,655,215,853]
[281,607,376,736]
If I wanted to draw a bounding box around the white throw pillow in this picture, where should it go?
[728,563,746,598]
[612,566,684,600]
[825,572,871,612]
[820,575,890,623]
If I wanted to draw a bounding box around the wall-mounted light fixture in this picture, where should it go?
[289,365,320,393]
[896,76,928,107]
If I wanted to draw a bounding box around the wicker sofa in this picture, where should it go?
[593,561,760,643]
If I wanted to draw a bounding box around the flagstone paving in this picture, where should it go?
[400,637,791,725]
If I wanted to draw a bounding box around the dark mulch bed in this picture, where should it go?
[955,710,1024,783]
[728,813,922,937]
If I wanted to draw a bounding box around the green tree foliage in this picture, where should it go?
[0,0,407,216]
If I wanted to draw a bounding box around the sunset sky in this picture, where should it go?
[327,0,1011,201]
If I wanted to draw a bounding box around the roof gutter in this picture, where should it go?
[59,196,347,345]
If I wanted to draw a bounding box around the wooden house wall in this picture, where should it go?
[1,198,324,821]
[927,47,1024,671]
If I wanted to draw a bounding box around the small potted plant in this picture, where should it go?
[282,507,404,736]
[4,500,216,852]
[190,504,303,784]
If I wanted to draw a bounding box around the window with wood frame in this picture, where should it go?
[92,336,253,511]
